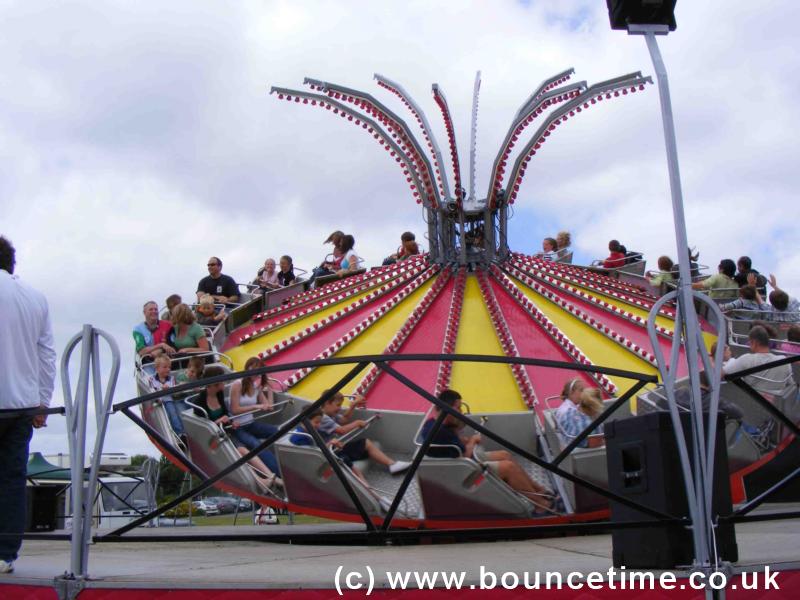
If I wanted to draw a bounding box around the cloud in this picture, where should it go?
[2,0,799,458]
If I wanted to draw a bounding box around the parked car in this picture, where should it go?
[238,498,253,512]
[191,499,220,516]
[206,496,238,514]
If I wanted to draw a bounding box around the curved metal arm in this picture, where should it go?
[515,67,576,118]
[303,77,441,210]
[432,84,463,203]
[488,78,586,207]
[374,73,452,200]
[270,86,430,209]
[504,72,652,206]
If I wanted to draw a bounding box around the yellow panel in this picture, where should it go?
[289,277,436,399]
[449,276,527,413]
[568,282,719,354]
[513,277,661,393]
[568,282,677,332]
[226,283,397,369]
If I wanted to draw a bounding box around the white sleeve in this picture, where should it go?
[37,300,57,408]
[721,355,745,376]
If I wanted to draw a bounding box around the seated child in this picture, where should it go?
[383,232,419,265]
[165,294,182,314]
[176,356,204,384]
[720,285,761,316]
[649,256,675,287]
[195,294,226,327]
[539,237,558,261]
[291,392,411,477]
[420,389,554,511]
[576,388,605,448]
[255,258,280,293]
[710,341,733,369]
[557,384,603,448]
[277,255,296,287]
[603,240,627,269]
[192,365,281,485]
[289,409,369,486]
[146,354,186,440]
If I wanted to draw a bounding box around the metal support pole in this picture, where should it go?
[63,326,92,580]
[427,208,439,263]
[60,325,121,581]
[498,202,508,260]
[484,208,495,262]
[631,23,722,580]
[458,208,467,265]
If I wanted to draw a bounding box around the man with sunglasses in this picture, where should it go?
[196,257,239,305]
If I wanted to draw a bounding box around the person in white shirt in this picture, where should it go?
[0,236,56,573]
[538,237,559,261]
[723,326,795,399]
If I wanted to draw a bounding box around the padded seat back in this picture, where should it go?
[542,400,631,512]
[274,436,382,517]
[416,457,536,520]
[314,268,368,288]
[556,250,573,264]
[617,258,646,276]
[180,411,262,493]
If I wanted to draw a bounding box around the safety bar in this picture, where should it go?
[336,414,381,446]
[410,408,465,458]
[227,399,292,423]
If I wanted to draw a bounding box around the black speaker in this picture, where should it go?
[605,411,737,568]
[25,485,59,532]
[607,0,677,31]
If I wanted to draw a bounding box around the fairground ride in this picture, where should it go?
[116,69,800,536]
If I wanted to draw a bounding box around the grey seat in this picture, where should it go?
[179,411,266,495]
[541,399,631,512]
[555,250,573,264]
[415,457,539,520]
[274,434,384,517]
[411,412,541,520]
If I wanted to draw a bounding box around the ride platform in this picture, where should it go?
[3,513,800,598]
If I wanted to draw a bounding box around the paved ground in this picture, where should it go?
[3,516,799,590]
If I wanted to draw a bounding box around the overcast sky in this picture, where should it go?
[3,1,798,460]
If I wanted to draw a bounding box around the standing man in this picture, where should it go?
[0,236,56,573]
[196,257,239,304]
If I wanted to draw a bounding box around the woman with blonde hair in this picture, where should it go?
[170,303,210,354]
[574,387,606,448]
[255,258,280,293]
[554,377,600,448]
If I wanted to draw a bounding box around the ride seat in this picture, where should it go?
[179,410,264,494]
[274,433,384,517]
[541,399,631,512]
[411,417,539,520]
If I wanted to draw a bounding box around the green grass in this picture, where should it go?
[190,512,337,526]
